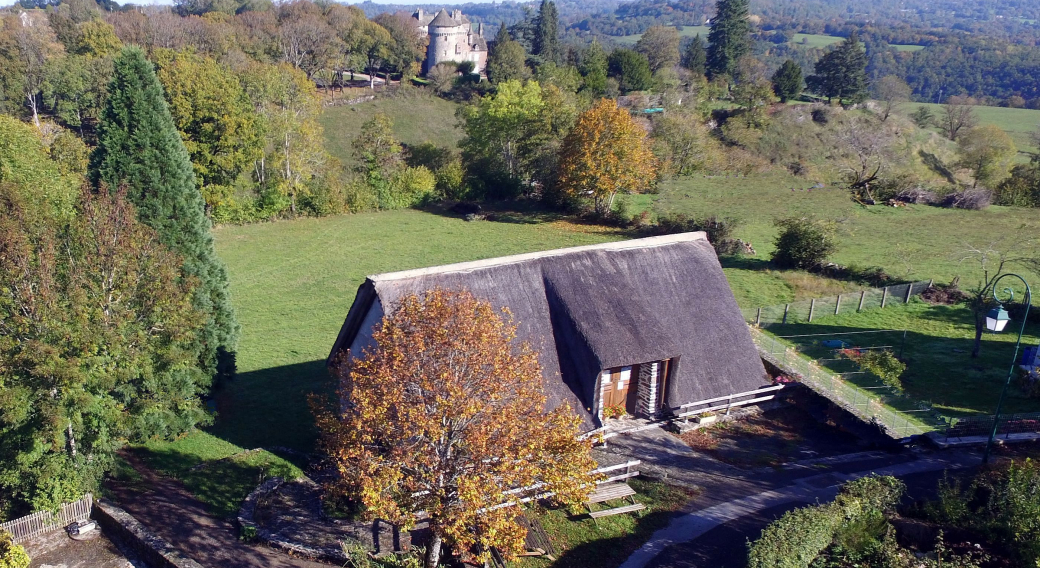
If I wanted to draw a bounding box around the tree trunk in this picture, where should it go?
[972,319,984,359]
[424,533,442,568]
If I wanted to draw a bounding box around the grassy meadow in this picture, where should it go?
[614,25,711,45]
[908,102,1040,158]
[320,92,463,168]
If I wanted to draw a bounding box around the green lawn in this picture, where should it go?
[908,102,1040,157]
[773,299,1040,417]
[892,44,926,52]
[644,172,1040,290]
[320,94,464,168]
[519,479,696,568]
[614,25,711,45]
[791,33,842,48]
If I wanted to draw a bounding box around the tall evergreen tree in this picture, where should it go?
[771,59,803,103]
[90,46,238,379]
[495,21,510,46]
[706,0,751,79]
[683,34,708,76]
[806,33,868,106]
[533,0,559,64]
[579,40,608,96]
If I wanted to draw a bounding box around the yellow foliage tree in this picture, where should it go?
[556,98,657,214]
[314,289,596,568]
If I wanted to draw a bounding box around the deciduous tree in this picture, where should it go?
[958,125,1017,188]
[91,46,238,379]
[487,38,530,84]
[873,75,911,122]
[314,289,596,568]
[0,185,207,517]
[939,95,979,141]
[154,50,263,212]
[635,26,680,73]
[556,98,657,213]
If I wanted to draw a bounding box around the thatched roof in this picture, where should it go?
[329,233,768,429]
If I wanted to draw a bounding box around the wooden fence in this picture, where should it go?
[742,280,934,327]
[0,494,93,543]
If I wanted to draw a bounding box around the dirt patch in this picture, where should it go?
[677,405,862,469]
[25,528,137,568]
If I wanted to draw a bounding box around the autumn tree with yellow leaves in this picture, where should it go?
[313,289,597,568]
[556,99,658,214]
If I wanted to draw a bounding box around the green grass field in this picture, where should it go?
[775,300,1040,416]
[791,33,842,48]
[614,25,711,45]
[320,94,463,167]
[909,102,1040,157]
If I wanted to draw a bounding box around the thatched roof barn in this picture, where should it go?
[328,232,770,430]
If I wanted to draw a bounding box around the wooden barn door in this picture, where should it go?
[601,366,634,413]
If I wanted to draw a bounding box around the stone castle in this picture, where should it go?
[412,8,488,75]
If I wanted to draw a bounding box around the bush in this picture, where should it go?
[747,502,843,568]
[770,217,838,270]
[841,349,907,393]
[895,186,939,205]
[0,531,29,568]
[940,189,992,210]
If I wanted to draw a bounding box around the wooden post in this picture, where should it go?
[835,294,842,315]
[782,303,790,325]
[881,287,889,308]
[756,307,762,326]
[928,278,934,288]
[808,298,815,322]
[905,284,913,303]
[858,290,866,312]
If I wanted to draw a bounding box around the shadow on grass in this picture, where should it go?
[208,359,333,454]
[417,200,569,225]
[538,508,683,568]
[130,444,302,518]
[719,255,773,271]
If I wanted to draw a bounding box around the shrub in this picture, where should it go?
[770,217,838,270]
[747,502,842,568]
[973,459,1040,564]
[0,531,29,568]
[939,189,992,210]
[843,350,907,393]
[895,186,939,205]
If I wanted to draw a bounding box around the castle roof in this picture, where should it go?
[428,9,458,28]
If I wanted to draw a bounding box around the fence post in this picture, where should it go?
[782,303,790,325]
[928,278,934,288]
[808,299,815,322]
[858,290,866,312]
[905,284,913,303]
[756,307,762,326]
[881,287,889,308]
[835,294,842,315]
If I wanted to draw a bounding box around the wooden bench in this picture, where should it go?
[587,483,636,504]
[588,503,647,519]
[585,483,644,522]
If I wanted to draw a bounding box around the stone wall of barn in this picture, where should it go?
[636,362,660,418]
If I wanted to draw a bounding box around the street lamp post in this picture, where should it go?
[981,273,1032,465]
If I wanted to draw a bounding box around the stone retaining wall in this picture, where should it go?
[92,499,203,568]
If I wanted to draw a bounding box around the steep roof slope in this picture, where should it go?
[329,233,768,427]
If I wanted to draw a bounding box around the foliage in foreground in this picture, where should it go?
[0,186,208,518]
[922,459,1040,566]
[314,289,597,568]
[0,531,29,568]
[748,475,983,568]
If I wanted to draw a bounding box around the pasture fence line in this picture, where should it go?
[742,280,934,327]
[749,327,943,439]
[0,494,92,543]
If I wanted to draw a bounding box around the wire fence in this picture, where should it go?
[749,327,945,439]
[0,494,92,543]
[940,412,1040,440]
[742,280,934,327]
